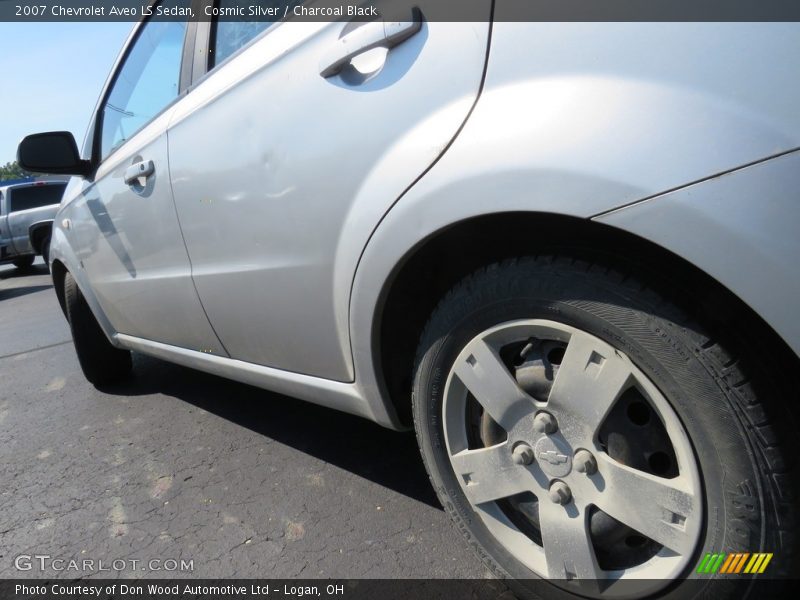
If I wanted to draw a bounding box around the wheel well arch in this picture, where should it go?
[375,211,799,427]
[28,221,53,254]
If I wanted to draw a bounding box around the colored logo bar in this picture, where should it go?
[696,552,773,574]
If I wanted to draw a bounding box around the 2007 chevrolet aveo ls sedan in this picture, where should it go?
[18,1,799,597]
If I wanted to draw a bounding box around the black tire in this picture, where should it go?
[41,233,51,266]
[12,255,34,270]
[63,271,132,386]
[412,257,797,599]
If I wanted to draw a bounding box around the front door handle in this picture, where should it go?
[124,160,155,185]
[319,8,422,78]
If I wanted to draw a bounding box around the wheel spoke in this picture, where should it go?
[546,331,633,445]
[450,445,535,505]
[453,337,535,430]
[593,454,699,555]
[539,500,602,580]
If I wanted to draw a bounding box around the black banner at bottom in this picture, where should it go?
[0,579,797,600]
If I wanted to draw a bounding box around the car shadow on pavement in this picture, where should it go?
[0,284,52,301]
[103,353,443,510]
[0,263,50,279]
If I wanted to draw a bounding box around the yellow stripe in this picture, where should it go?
[744,554,761,574]
[734,553,750,573]
[720,553,736,574]
[757,553,774,574]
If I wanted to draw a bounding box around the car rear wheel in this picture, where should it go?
[64,271,132,386]
[412,257,796,599]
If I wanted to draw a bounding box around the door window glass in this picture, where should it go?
[100,0,189,159]
[210,0,300,67]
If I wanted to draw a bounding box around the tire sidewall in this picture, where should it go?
[63,271,131,385]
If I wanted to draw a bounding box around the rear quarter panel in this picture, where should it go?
[596,150,800,357]
[346,21,800,426]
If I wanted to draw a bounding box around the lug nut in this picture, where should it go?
[512,443,535,466]
[549,481,572,505]
[533,411,558,434]
[574,449,598,475]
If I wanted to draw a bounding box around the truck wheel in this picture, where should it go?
[12,255,34,270]
[412,257,796,599]
[63,271,132,386]
[41,233,51,266]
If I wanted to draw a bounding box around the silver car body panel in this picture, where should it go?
[596,150,800,358]
[166,16,491,380]
[346,22,800,426]
[62,111,227,354]
[50,221,121,340]
[115,333,374,420]
[48,18,800,430]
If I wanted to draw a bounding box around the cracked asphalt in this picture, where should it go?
[0,260,489,579]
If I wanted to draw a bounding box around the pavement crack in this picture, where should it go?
[0,340,71,361]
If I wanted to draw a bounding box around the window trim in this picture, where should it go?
[189,0,287,86]
[192,15,212,83]
[7,182,68,213]
[90,0,196,170]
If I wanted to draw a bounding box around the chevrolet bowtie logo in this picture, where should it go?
[539,450,569,465]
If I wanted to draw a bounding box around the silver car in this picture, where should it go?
[17,2,799,597]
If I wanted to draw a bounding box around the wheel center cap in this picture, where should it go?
[534,436,572,477]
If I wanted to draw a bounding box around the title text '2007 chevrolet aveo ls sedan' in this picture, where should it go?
[17,0,799,597]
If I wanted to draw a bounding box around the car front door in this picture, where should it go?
[167,0,491,380]
[68,0,226,355]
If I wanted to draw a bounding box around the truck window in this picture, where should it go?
[8,184,67,212]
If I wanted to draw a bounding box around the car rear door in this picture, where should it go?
[167,0,491,380]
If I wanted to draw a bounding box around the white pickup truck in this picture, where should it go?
[0,178,68,269]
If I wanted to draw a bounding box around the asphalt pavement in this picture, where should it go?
[0,260,489,579]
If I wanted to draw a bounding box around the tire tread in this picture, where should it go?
[411,255,798,586]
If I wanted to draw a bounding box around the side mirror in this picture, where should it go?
[17,131,91,177]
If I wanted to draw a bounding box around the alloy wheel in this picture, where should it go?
[443,319,703,595]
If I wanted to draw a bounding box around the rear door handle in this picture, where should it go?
[124,160,154,185]
[319,8,422,78]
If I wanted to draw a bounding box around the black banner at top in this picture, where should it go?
[2,0,800,23]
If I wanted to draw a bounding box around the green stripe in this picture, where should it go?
[705,554,719,573]
[711,554,726,573]
[697,553,712,573]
